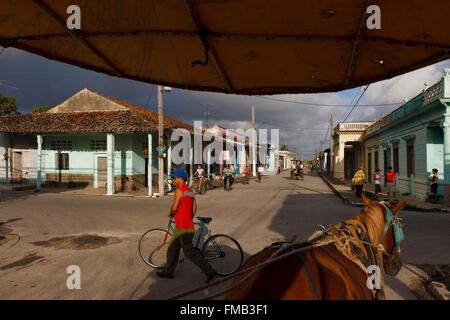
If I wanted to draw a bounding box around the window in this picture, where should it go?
[406,140,415,177]
[90,140,107,151]
[393,143,399,173]
[51,140,72,151]
[56,153,69,170]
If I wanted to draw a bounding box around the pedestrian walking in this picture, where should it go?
[373,169,381,199]
[257,164,265,183]
[156,169,217,282]
[352,167,366,198]
[385,166,397,202]
[243,165,251,184]
[429,168,439,203]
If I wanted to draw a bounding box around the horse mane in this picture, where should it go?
[354,203,386,246]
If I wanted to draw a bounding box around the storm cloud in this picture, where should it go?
[1,47,449,158]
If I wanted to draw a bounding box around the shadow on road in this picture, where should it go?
[0,190,39,204]
[135,245,252,300]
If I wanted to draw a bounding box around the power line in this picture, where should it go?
[277,126,329,131]
[341,86,363,122]
[255,95,400,107]
[341,85,371,123]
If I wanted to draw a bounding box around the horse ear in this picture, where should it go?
[361,193,371,206]
[391,200,407,215]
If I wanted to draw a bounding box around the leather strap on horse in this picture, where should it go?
[298,254,321,300]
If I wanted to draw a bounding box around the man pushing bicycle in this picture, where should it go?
[156,169,218,282]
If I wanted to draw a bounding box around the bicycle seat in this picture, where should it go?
[197,217,212,224]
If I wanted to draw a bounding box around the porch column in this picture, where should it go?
[107,134,115,196]
[189,145,193,187]
[443,111,450,205]
[148,133,153,197]
[167,139,172,176]
[5,147,10,182]
[36,135,43,191]
[268,148,275,174]
[207,150,211,176]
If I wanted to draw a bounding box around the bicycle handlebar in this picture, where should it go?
[166,218,207,229]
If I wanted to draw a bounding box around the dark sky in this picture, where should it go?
[1,47,449,158]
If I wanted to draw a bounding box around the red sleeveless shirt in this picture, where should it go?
[174,184,195,229]
[386,171,396,183]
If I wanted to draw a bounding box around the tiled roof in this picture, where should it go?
[0,95,193,134]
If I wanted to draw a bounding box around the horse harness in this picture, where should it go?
[266,203,403,300]
[169,202,404,300]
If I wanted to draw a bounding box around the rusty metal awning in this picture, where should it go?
[1,0,449,95]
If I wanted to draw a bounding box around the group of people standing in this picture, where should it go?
[291,160,305,180]
[193,163,266,192]
[352,167,440,203]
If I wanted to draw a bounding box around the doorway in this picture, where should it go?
[11,151,23,183]
[97,157,107,188]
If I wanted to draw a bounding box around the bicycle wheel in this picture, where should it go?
[200,183,206,194]
[139,228,172,268]
[202,234,243,276]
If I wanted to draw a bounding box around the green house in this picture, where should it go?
[362,69,450,204]
[0,89,192,196]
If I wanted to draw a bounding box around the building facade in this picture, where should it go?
[278,150,293,170]
[332,121,375,180]
[0,89,192,196]
[0,89,273,195]
[362,70,450,204]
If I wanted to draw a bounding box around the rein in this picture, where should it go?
[379,201,404,260]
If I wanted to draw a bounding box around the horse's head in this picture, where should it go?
[361,195,406,276]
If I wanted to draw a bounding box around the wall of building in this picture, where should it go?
[333,132,365,180]
[364,104,446,200]
[42,134,134,187]
[131,133,159,189]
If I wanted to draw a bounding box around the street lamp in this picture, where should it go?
[158,85,172,198]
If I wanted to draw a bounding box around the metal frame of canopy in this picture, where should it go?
[1,0,449,95]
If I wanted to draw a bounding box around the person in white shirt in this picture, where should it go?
[257,164,265,183]
[194,165,204,178]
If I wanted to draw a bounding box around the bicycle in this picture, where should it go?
[104,176,136,192]
[164,174,174,193]
[223,174,234,191]
[139,217,244,276]
[193,177,207,195]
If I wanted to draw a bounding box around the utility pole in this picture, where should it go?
[252,106,257,177]
[329,115,333,175]
[158,85,164,198]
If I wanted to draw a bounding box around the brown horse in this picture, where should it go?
[225,196,406,300]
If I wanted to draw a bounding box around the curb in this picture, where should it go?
[363,190,449,213]
[318,171,449,213]
[317,171,350,203]
[427,281,450,300]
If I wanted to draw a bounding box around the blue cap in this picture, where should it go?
[171,169,188,181]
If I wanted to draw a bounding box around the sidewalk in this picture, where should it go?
[318,171,449,213]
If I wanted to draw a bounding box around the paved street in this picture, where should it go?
[0,171,449,300]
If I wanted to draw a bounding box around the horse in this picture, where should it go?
[225,195,406,300]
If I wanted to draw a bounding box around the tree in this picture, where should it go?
[32,105,55,114]
[0,94,18,115]
[281,145,289,151]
